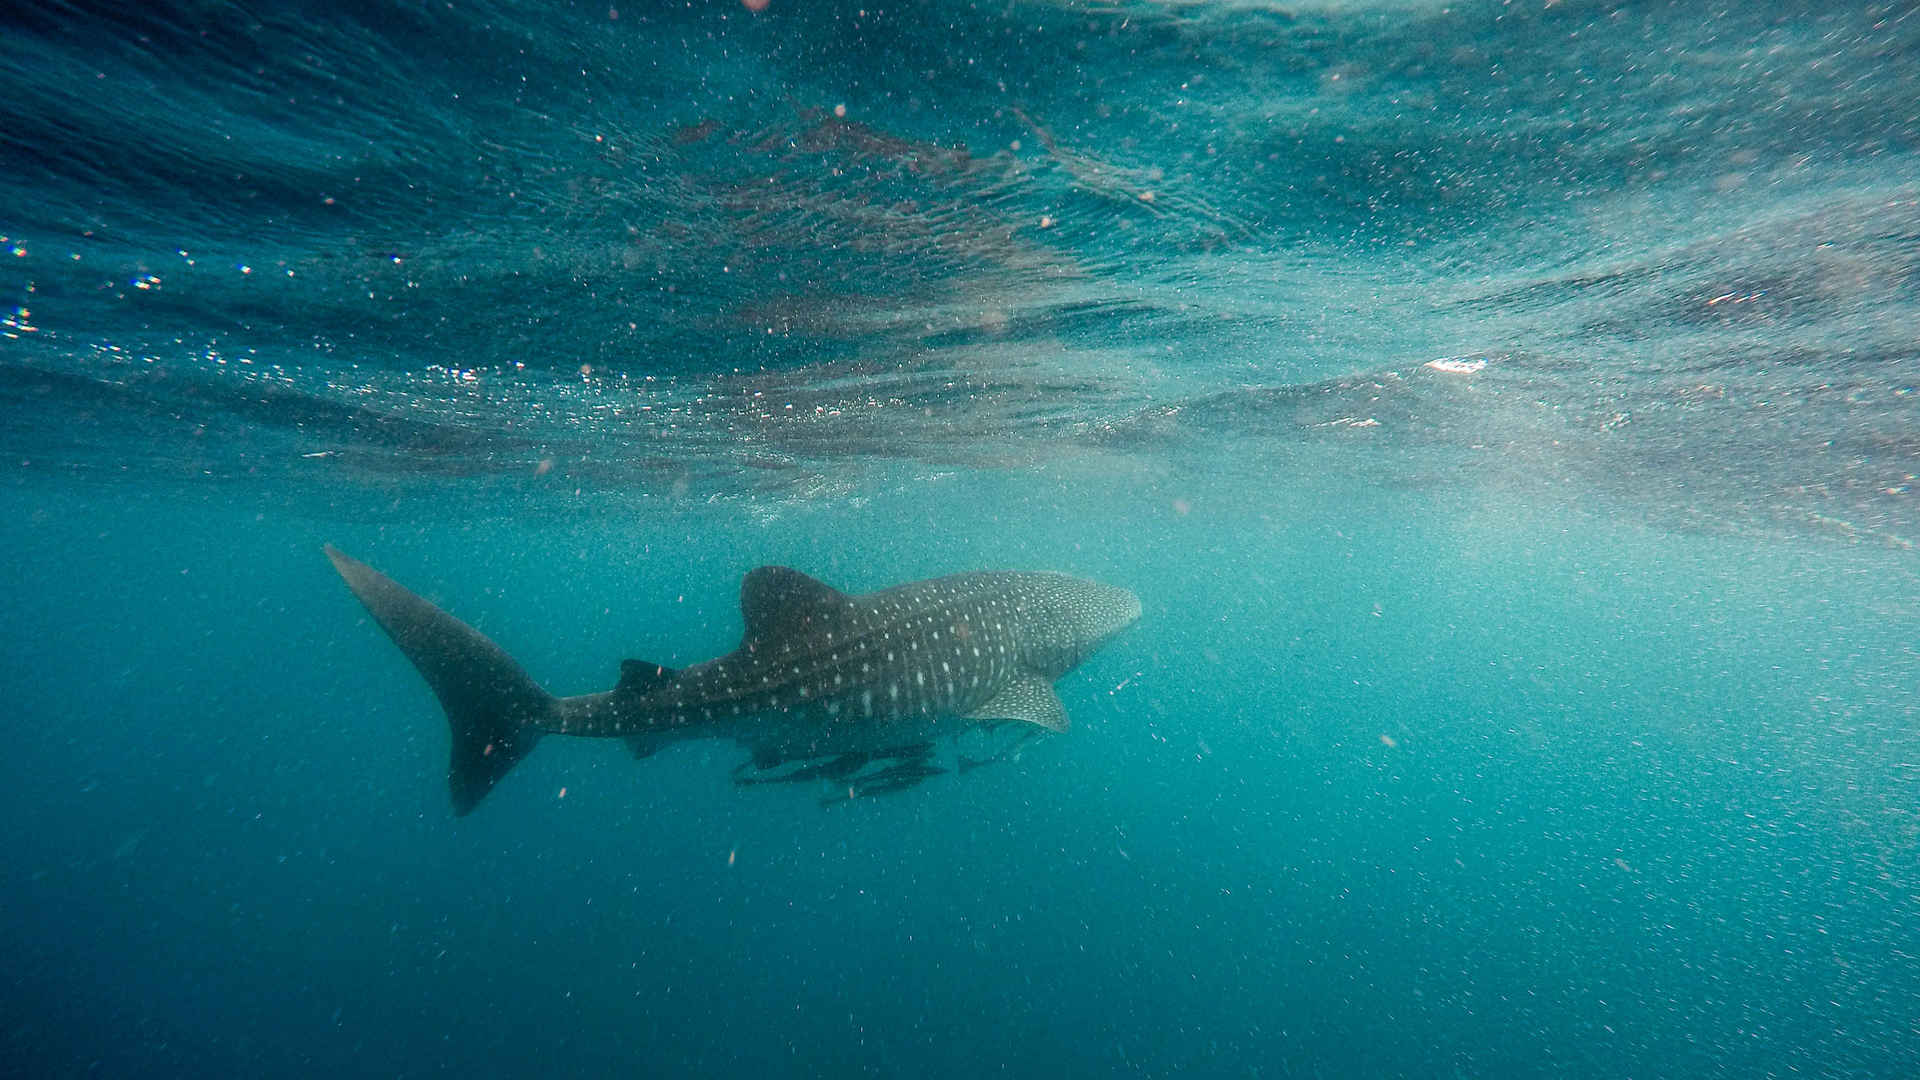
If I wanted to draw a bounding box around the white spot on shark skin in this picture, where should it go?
[861,690,873,716]
[890,683,900,700]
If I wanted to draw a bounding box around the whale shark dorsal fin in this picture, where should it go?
[740,566,853,646]
[963,672,1069,733]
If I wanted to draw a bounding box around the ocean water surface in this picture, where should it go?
[3,1,1918,1076]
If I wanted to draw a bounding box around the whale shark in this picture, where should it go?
[324,546,1141,814]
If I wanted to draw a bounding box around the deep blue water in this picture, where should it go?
[4,1,1919,1076]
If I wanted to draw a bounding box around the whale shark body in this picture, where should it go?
[324,546,1141,814]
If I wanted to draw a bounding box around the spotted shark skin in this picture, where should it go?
[324,547,1140,814]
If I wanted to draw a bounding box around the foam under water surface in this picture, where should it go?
[2,2,1917,1077]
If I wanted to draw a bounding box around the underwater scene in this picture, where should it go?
[2,1,1917,1076]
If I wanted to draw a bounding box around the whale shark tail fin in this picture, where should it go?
[324,546,553,815]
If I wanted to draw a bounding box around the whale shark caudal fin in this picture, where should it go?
[323,546,553,815]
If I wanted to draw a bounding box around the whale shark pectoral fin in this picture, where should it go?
[963,673,1069,733]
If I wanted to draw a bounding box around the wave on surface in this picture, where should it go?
[0,0,1914,542]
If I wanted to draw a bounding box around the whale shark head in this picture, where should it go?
[1012,573,1143,679]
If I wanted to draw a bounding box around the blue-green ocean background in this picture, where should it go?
[4,1,1919,1076]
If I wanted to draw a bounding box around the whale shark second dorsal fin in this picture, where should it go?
[617,659,679,694]
[739,566,852,647]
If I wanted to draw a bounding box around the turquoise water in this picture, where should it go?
[4,1,1919,1076]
